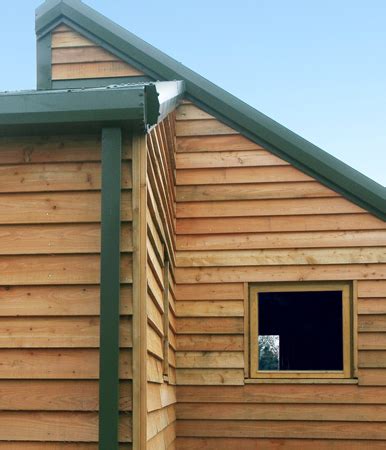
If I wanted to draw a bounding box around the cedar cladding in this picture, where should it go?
[0,135,133,446]
[174,102,386,449]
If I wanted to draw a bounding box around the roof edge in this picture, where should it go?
[34,0,386,220]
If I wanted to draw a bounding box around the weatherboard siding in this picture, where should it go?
[146,117,177,449]
[0,135,133,447]
[51,24,144,80]
[174,102,386,448]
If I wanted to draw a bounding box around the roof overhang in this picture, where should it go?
[33,0,386,220]
[0,81,184,135]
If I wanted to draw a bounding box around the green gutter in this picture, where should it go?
[0,82,184,135]
[0,86,149,127]
[35,0,386,220]
[99,127,122,450]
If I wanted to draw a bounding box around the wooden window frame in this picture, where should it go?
[249,281,353,379]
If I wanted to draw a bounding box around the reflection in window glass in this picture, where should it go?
[258,335,279,370]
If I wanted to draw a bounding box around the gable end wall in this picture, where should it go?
[174,101,386,449]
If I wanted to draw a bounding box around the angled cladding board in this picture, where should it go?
[146,118,177,447]
[35,0,386,220]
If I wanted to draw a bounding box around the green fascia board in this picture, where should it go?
[0,87,144,125]
[0,82,184,133]
[35,0,386,220]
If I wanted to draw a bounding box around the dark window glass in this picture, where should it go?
[258,291,343,371]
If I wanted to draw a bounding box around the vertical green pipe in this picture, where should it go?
[99,128,122,450]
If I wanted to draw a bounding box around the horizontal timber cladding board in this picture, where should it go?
[147,241,164,287]
[176,384,386,403]
[177,317,243,334]
[176,248,386,267]
[0,380,131,411]
[52,46,122,64]
[358,333,386,350]
[0,253,132,285]
[147,382,177,413]
[0,223,132,255]
[176,181,337,202]
[177,197,364,218]
[0,285,132,316]
[176,420,386,439]
[177,135,263,152]
[176,230,386,250]
[176,369,244,385]
[176,335,244,352]
[52,30,98,47]
[148,270,164,312]
[358,280,386,297]
[175,438,386,450]
[0,349,132,379]
[0,411,131,442]
[176,283,244,300]
[176,150,289,168]
[359,351,386,368]
[0,161,131,193]
[0,191,132,224]
[175,264,386,284]
[147,405,176,440]
[176,120,238,137]
[147,294,164,335]
[147,324,164,359]
[176,166,312,185]
[176,264,386,283]
[0,135,131,164]
[52,61,143,80]
[358,314,386,331]
[176,403,386,421]
[358,299,386,314]
[176,351,244,368]
[147,355,164,383]
[0,317,131,348]
[176,104,215,120]
[359,369,386,386]
[147,210,164,260]
[176,214,386,235]
[176,300,244,317]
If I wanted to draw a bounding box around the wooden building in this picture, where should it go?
[0,0,385,449]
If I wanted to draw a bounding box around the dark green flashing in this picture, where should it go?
[35,0,386,220]
[52,76,152,89]
[99,127,122,450]
[0,81,184,135]
[36,33,52,89]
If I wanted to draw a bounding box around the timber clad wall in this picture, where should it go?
[174,102,386,449]
[146,117,178,449]
[2,14,385,448]
[51,25,144,81]
[0,135,133,448]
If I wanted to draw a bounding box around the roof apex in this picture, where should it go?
[34,0,386,220]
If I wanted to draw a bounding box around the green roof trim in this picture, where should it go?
[34,0,386,220]
[0,81,184,135]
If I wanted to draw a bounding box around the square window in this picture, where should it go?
[250,283,352,379]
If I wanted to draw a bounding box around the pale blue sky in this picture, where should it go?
[0,0,385,185]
